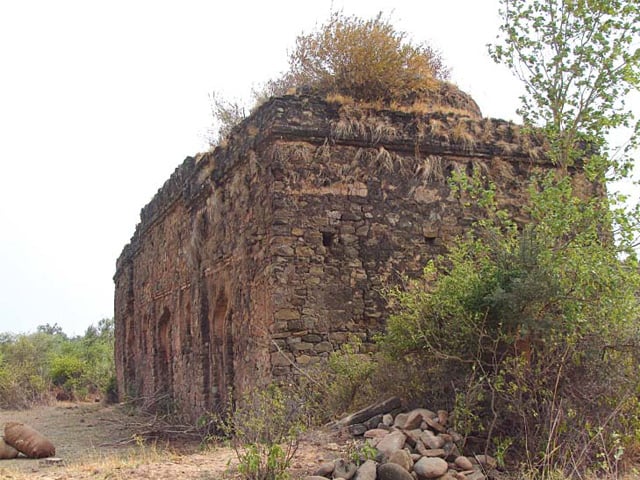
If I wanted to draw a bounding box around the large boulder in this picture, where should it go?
[375,431,407,458]
[0,438,19,459]
[333,458,357,479]
[377,462,414,480]
[353,460,377,480]
[413,457,448,479]
[4,422,55,459]
[388,449,413,472]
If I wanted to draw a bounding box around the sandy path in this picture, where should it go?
[0,402,344,480]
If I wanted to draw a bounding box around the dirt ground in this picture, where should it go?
[0,402,348,480]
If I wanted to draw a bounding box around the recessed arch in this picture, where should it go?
[156,306,172,401]
[210,288,234,407]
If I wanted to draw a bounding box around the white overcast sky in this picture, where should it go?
[0,1,636,336]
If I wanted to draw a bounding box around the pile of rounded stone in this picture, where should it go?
[304,400,496,480]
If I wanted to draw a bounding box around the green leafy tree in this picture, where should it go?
[37,323,67,338]
[80,318,116,397]
[383,171,640,476]
[489,0,640,176]
[488,0,640,473]
[382,0,640,476]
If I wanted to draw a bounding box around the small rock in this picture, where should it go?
[404,409,433,430]
[410,453,421,462]
[415,440,429,456]
[39,457,64,467]
[473,455,497,469]
[349,424,368,436]
[378,462,414,480]
[333,459,357,479]
[420,432,445,449]
[413,457,448,479]
[421,429,435,439]
[313,461,335,477]
[403,429,422,447]
[422,449,446,458]
[443,442,460,461]
[388,449,413,472]
[382,413,394,426]
[305,477,332,480]
[454,456,474,471]
[376,431,407,457]
[364,428,390,439]
[354,459,377,480]
[393,413,409,429]
[438,474,458,480]
[437,410,449,427]
[422,416,447,434]
[464,471,486,480]
[364,414,384,430]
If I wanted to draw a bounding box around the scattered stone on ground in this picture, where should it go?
[303,397,497,480]
[38,457,64,467]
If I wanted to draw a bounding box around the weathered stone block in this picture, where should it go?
[315,341,334,353]
[271,352,294,367]
[302,334,322,343]
[275,309,301,321]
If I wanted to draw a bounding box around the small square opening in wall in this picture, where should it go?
[424,236,438,245]
[423,229,439,245]
[322,231,335,247]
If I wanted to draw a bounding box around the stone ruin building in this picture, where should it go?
[114,86,584,421]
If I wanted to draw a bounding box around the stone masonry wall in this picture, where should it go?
[114,94,582,421]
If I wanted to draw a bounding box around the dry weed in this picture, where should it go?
[375,146,395,173]
[331,106,398,145]
[452,119,476,150]
[314,138,332,162]
[415,155,445,183]
[496,140,517,155]
[429,118,450,143]
[325,93,355,105]
[480,118,495,143]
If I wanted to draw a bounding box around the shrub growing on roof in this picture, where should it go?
[277,11,449,103]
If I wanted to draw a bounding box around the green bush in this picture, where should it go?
[0,365,50,409]
[324,337,376,415]
[50,355,87,399]
[379,168,640,475]
[0,334,55,408]
[215,384,305,480]
[284,336,380,426]
[0,319,115,407]
[50,355,86,385]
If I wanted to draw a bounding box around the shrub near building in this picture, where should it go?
[281,11,449,103]
[0,320,116,408]
[210,11,455,144]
